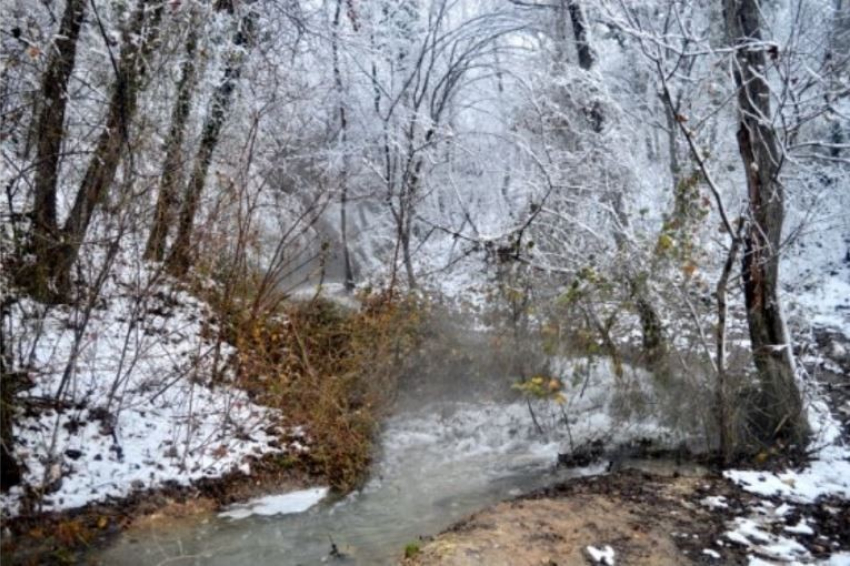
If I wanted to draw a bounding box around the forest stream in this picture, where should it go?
[95,401,608,565]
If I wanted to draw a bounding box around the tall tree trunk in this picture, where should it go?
[724,0,807,445]
[166,10,254,277]
[28,0,87,300]
[54,0,165,291]
[567,0,595,71]
[716,220,743,465]
[826,0,847,159]
[145,24,200,261]
[333,0,355,291]
[0,303,23,491]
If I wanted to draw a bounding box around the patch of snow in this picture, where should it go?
[219,487,329,519]
[727,518,810,563]
[702,548,721,559]
[724,393,849,565]
[725,396,850,504]
[783,518,814,536]
[0,254,291,516]
[586,544,616,565]
[701,495,729,509]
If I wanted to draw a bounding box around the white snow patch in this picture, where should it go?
[725,396,850,504]
[0,256,291,516]
[783,518,814,536]
[701,495,729,509]
[727,518,811,563]
[702,548,721,559]
[586,545,616,565]
[219,487,329,519]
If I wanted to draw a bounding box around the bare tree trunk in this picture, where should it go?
[28,0,86,299]
[333,0,355,291]
[724,0,807,446]
[167,10,254,277]
[716,221,743,465]
[54,0,165,291]
[0,302,23,491]
[563,0,664,366]
[401,224,417,289]
[567,0,595,71]
[826,0,847,159]
[145,24,200,261]
[399,155,427,290]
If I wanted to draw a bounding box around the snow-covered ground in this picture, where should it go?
[0,256,295,517]
[721,396,850,564]
[718,229,850,565]
[725,399,850,505]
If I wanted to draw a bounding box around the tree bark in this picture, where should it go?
[724,0,807,445]
[0,303,23,491]
[54,0,164,290]
[145,24,200,261]
[567,0,595,71]
[28,0,87,299]
[333,0,355,291]
[166,10,254,277]
[716,220,743,465]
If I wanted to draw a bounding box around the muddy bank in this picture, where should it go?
[405,469,746,565]
[0,453,321,566]
[406,466,849,565]
[404,327,850,566]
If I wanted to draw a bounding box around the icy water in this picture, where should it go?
[97,402,602,565]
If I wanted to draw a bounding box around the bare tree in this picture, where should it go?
[567,0,595,70]
[167,4,256,277]
[332,0,356,291]
[27,0,87,300]
[724,0,807,444]
[54,0,165,293]
[145,13,201,261]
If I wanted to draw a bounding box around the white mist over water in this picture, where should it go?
[98,401,610,565]
[98,357,681,565]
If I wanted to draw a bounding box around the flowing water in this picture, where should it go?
[97,401,605,565]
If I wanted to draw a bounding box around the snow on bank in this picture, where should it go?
[586,544,616,565]
[715,357,850,566]
[720,397,850,564]
[725,398,850,504]
[0,258,290,517]
[725,515,810,563]
[219,487,329,519]
[722,260,850,563]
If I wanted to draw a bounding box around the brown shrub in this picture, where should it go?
[228,289,425,491]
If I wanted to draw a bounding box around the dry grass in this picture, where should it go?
[222,290,425,491]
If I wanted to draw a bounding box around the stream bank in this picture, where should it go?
[0,451,320,565]
[406,469,746,565]
[406,328,850,566]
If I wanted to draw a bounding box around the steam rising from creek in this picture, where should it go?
[99,356,681,565]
